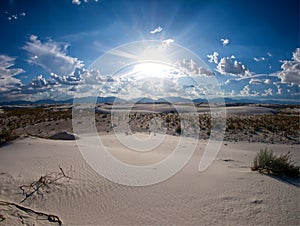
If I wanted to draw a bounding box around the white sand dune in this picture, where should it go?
[0,135,299,225]
[97,104,278,114]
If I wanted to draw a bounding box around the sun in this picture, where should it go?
[131,62,175,79]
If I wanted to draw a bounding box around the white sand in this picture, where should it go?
[0,135,299,225]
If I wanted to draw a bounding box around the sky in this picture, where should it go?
[0,0,299,103]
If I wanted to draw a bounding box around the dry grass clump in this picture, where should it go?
[0,127,18,145]
[251,148,300,178]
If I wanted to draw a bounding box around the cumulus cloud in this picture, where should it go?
[220,38,229,46]
[51,72,81,86]
[262,88,274,96]
[150,26,163,34]
[30,75,49,88]
[207,52,219,64]
[216,57,250,76]
[278,48,300,85]
[264,79,272,84]
[162,39,174,48]
[23,35,84,76]
[249,78,263,84]
[72,0,81,5]
[240,85,250,96]
[0,55,24,92]
[177,59,215,76]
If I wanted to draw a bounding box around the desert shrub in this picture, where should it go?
[0,128,18,145]
[175,125,181,135]
[252,148,299,177]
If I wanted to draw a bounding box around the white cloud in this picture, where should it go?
[6,12,26,21]
[253,57,266,62]
[162,39,174,48]
[177,59,215,76]
[150,26,163,34]
[240,85,250,96]
[249,78,263,84]
[220,38,229,46]
[72,0,99,5]
[264,79,272,84]
[0,55,24,92]
[72,0,81,5]
[267,52,272,57]
[207,51,219,64]
[275,84,282,95]
[277,48,300,85]
[262,88,273,96]
[51,72,81,85]
[23,35,84,76]
[216,57,250,76]
[292,48,300,62]
[30,75,49,88]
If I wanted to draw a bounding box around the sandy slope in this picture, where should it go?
[0,135,299,225]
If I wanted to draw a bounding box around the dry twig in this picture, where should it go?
[0,200,62,225]
[19,166,71,203]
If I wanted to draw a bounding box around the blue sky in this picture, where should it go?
[0,0,299,102]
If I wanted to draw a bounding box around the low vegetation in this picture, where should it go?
[0,104,299,144]
[251,148,300,178]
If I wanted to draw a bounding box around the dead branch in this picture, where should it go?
[19,166,71,203]
[0,200,62,225]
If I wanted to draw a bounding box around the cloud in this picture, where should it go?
[162,39,174,48]
[262,88,274,96]
[216,57,250,76]
[0,55,24,92]
[72,0,81,5]
[253,57,266,62]
[240,85,250,96]
[264,79,272,84]
[72,0,99,5]
[249,78,263,84]
[7,12,26,21]
[207,52,219,64]
[177,59,215,76]
[51,72,81,85]
[220,38,229,46]
[150,26,163,34]
[30,75,49,88]
[277,48,300,85]
[23,35,84,76]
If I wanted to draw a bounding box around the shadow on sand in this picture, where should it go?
[267,174,300,188]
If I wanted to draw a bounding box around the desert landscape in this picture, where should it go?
[1,0,299,225]
[0,103,299,225]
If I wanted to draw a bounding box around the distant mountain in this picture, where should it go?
[0,96,299,106]
[157,97,192,103]
[131,97,155,103]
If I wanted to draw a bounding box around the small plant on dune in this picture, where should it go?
[251,148,300,178]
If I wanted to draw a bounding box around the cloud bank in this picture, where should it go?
[0,55,24,92]
[23,35,84,76]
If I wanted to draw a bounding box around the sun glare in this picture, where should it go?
[132,62,175,78]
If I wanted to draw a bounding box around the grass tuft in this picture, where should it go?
[251,148,299,178]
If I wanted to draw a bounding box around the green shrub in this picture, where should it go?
[251,148,299,177]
